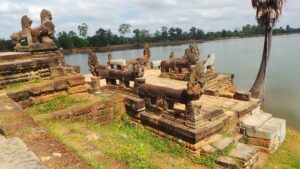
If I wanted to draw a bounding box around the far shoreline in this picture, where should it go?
[62,33,300,55]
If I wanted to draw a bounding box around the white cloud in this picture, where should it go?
[0,0,298,38]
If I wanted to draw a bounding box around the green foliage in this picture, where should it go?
[1,24,300,51]
[111,143,157,169]
[27,95,88,115]
[193,155,218,169]
[0,39,14,51]
[69,114,189,168]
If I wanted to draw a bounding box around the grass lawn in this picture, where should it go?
[26,94,207,169]
[263,129,300,169]
[25,94,300,169]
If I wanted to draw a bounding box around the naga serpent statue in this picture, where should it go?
[160,44,200,73]
[88,51,144,87]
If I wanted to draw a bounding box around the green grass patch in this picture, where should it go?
[263,129,300,169]
[37,114,196,169]
[26,95,88,115]
[2,78,52,91]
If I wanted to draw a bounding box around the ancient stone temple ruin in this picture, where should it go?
[92,43,286,169]
[0,9,287,169]
[108,42,151,70]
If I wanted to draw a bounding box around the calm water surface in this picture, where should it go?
[65,34,300,130]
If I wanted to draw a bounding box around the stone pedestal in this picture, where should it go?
[91,76,101,91]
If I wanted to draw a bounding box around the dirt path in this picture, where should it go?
[0,93,90,169]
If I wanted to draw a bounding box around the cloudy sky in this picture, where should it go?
[0,0,299,38]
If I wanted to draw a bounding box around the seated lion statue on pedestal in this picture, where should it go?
[10,9,55,48]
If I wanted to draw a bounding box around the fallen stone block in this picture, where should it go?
[201,144,216,155]
[7,90,30,102]
[246,137,273,148]
[264,117,286,143]
[216,156,239,169]
[219,92,234,99]
[53,79,69,91]
[67,75,85,87]
[124,96,145,112]
[241,111,272,130]
[50,67,65,77]
[204,89,219,96]
[233,91,251,101]
[212,137,234,151]
[90,76,100,90]
[245,124,277,140]
[68,85,88,94]
[229,143,258,169]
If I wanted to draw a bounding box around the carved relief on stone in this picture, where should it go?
[185,100,203,122]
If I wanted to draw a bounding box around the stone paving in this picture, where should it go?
[0,135,46,169]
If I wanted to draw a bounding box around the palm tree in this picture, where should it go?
[250,0,286,98]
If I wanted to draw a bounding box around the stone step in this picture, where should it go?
[245,117,286,142]
[240,111,272,130]
[212,137,234,151]
[216,156,239,169]
[216,143,258,169]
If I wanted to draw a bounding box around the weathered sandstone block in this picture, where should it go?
[233,91,251,101]
[50,67,65,77]
[67,75,85,87]
[68,85,88,94]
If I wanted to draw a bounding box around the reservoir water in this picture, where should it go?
[65,34,300,130]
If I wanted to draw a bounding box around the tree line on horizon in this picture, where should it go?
[0,24,300,51]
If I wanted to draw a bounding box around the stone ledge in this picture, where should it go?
[6,75,87,108]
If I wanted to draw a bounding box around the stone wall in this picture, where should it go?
[6,75,87,108]
[0,51,65,88]
[205,74,236,92]
[48,96,125,125]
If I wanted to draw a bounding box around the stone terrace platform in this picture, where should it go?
[0,92,90,169]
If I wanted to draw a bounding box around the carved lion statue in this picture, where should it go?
[10,9,55,48]
[10,15,33,47]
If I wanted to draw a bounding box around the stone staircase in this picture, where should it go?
[239,110,286,152]
[199,135,259,169]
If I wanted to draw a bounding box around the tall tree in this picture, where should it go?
[77,23,88,38]
[250,0,286,98]
[118,23,131,44]
[161,26,168,40]
[133,29,140,47]
[189,26,197,39]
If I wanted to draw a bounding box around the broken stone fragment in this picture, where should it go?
[204,88,219,96]
[233,91,251,101]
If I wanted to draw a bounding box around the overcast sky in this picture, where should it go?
[0,0,299,38]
